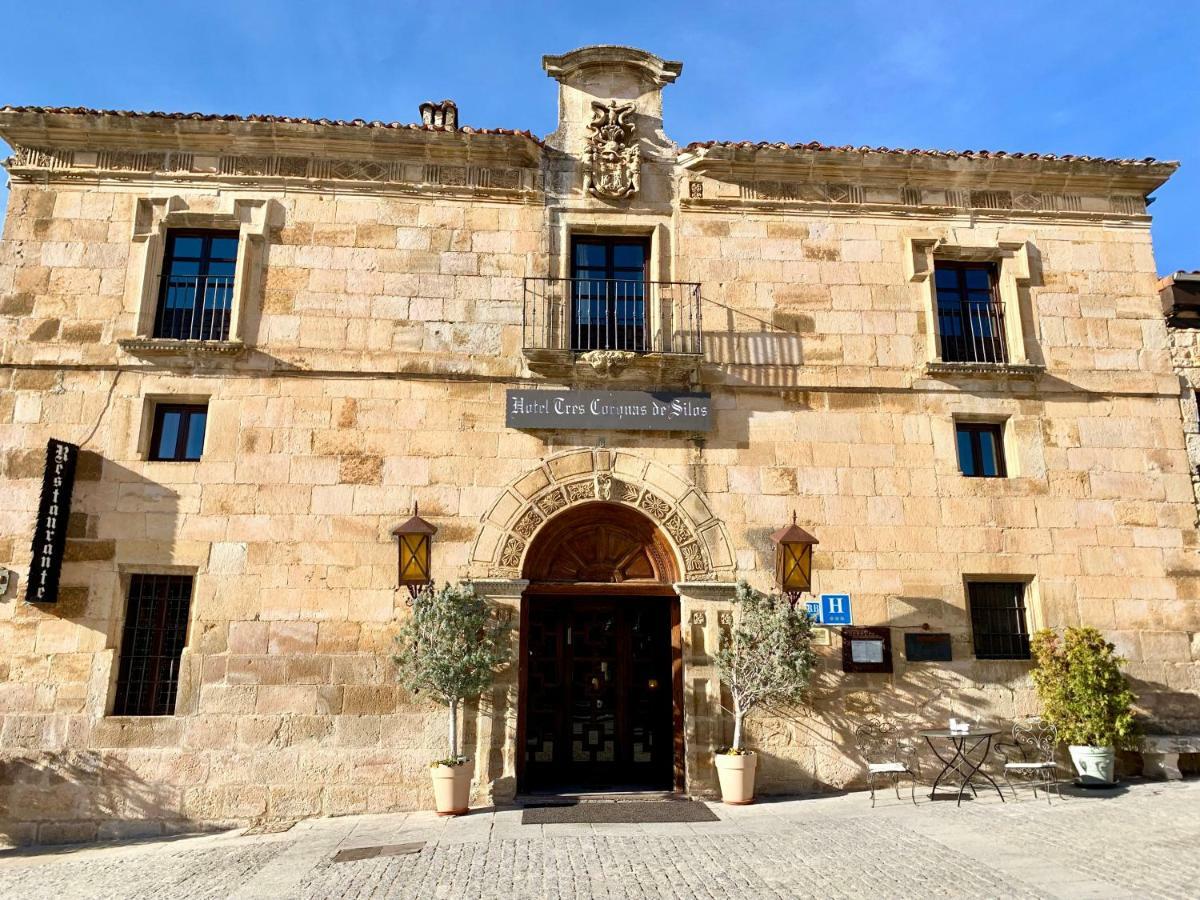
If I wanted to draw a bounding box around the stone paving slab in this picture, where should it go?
[0,780,1196,898]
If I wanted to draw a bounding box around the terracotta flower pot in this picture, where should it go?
[714,751,756,804]
[431,760,473,815]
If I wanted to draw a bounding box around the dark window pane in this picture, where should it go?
[965,268,991,289]
[612,243,646,268]
[156,412,180,459]
[209,237,239,260]
[935,268,959,288]
[184,412,207,460]
[575,243,607,266]
[978,430,1000,477]
[956,429,976,476]
[171,236,203,258]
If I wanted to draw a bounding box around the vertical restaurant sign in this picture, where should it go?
[26,439,80,603]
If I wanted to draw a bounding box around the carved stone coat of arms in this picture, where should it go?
[583,100,640,200]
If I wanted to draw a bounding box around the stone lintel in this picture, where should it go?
[674,581,738,603]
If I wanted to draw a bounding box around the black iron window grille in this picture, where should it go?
[968,581,1031,660]
[935,262,1007,364]
[955,421,1007,478]
[113,574,193,716]
[153,231,238,341]
[149,404,208,462]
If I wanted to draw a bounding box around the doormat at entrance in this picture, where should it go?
[521,801,719,825]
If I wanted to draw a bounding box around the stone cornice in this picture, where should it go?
[677,145,1176,197]
[0,109,542,168]
[3,143,542,201]
[542,45,682,87]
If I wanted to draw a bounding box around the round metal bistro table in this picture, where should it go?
[919,729,1006,806]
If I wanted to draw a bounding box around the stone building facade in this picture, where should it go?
[0,45,1197,844]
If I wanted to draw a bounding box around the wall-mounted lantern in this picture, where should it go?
[771,512,818,607]
[392,503,437,599]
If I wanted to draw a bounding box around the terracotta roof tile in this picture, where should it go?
[682,139,1171,168]
[0,105,544,145]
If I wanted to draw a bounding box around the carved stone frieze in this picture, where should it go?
[535,488,568,517]
[498,536,525,570]
[594,471,613,501]
[638,491,670,521]
[6,144,535,197]
[583,100,639,200]
[513,507,544,540]
[565,480,595,502]
[680,542,707,575]
[579,349,636,376]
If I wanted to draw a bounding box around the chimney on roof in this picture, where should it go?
[419,100,458,129]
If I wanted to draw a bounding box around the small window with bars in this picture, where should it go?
[154,230,238,341]
[113,574,193,716]
[149,403,208,461]
[968,581,1031,660]
[934,261,1007,364]
[955,421,1007,477]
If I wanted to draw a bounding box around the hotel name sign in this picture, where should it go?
[506,390,712,432]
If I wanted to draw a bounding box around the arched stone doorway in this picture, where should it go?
[518,502,685,792]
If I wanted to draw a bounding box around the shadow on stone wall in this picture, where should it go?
[0,751,206,847]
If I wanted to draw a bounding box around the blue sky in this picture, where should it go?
[1,0,1196,272]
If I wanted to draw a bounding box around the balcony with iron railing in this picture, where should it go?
[153,273,235,341]
[522,277,703,380]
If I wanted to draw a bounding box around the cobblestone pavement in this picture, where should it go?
[1,780,1197,899]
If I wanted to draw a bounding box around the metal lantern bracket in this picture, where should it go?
[391,502,437,601]
[771,512,818,608]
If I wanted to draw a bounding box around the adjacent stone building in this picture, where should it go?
[1,45,1197,844]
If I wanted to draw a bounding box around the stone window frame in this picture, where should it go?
[119,195,277,355]
[907,234,1041,373]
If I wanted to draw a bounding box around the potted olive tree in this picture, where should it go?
[712,580,817,804]
[394,582,509,815]
[1031,627,1138,785]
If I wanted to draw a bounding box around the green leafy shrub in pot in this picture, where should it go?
[1031,626,1138,783]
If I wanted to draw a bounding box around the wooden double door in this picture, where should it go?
[523,596,676,791]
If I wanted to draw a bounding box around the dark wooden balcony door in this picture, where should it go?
[570,236,648,352]
[524,596,674,791]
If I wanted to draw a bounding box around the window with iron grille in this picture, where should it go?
[968,581,1031,660]
[934,262,1007,364]
[149,403,208,461]
[113,574,193,716]
[955,421,1007,477]
[153,231,238,341]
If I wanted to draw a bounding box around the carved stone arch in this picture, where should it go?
[470,448,735,582]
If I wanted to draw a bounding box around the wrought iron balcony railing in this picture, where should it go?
[936,295,1008,365]
[522,277,702,356]
[153,273,234,342]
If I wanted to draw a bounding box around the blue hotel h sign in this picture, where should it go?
[805,594,853,626]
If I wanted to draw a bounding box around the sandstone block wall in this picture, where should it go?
[0,100,1197,842]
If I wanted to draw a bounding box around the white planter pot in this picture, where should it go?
[1068,745,1116,785]
[431,760,474,815]
[714,751,757,805]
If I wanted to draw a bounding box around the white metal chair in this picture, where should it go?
[994,718,1062,803]
[855,718,920,807]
